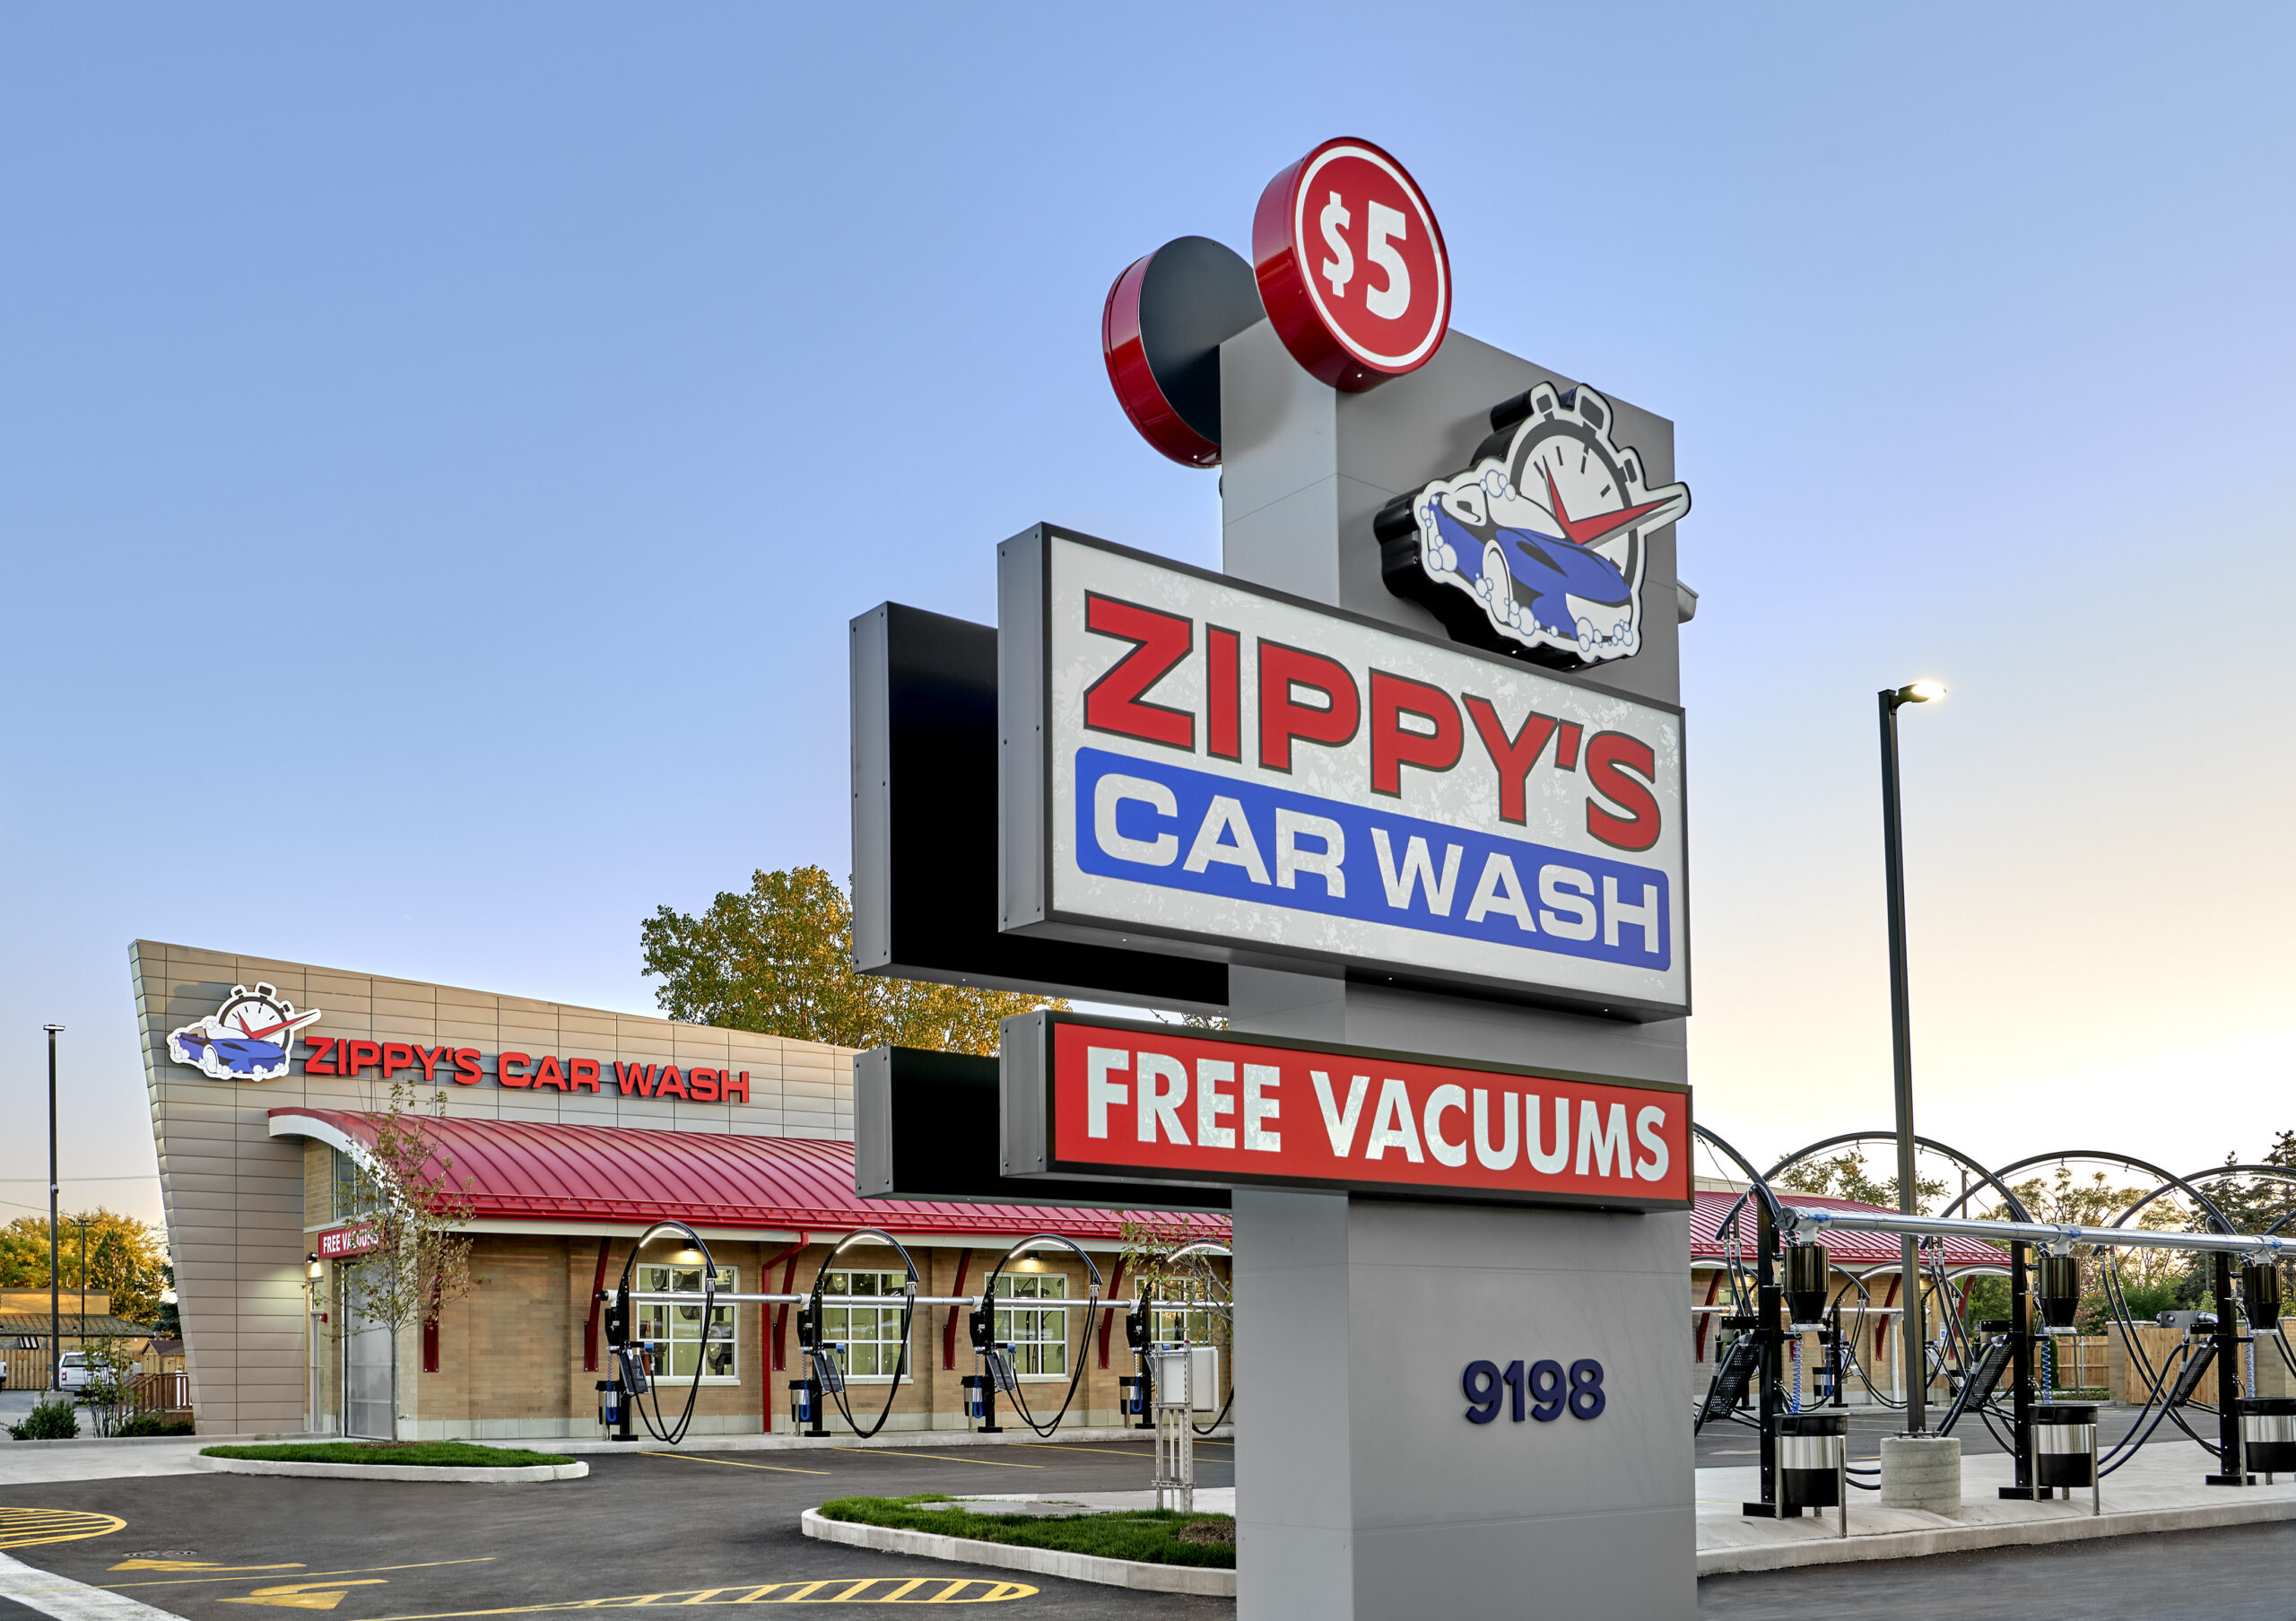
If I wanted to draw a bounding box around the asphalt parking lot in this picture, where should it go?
[0,1440,1234,1619]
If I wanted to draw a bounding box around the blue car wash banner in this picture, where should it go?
[998,527,1688,1016]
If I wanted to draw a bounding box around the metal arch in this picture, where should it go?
[613,1220,718,1448]
[978,1233,1106,1439]
[804,1227,922,1440]
[1761,1129,2038,1225]
[1690,1123,1788,1230]
[1971,1150,2236,1233]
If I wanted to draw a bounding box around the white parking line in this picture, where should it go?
[0,1552,184,1621]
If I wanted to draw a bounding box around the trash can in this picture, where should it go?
[2239,1397,2296,1475]
[2034,1402,2099,1490]
[1778,1412,1847,1511]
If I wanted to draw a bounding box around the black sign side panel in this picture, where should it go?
[849,599,1226,1012]
[852,1043,1227,1212]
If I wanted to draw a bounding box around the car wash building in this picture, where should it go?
[133,938,1227,1441]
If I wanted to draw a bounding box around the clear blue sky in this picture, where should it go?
[4,5,2292,1225]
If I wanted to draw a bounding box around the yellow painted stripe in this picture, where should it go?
[638,1451,828,1477]
[829,1448,1041,1469]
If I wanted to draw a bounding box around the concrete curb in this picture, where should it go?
[1698,1492,2296,1574]
[191,1455,588,1484]
[554,1425,1231,1456]
[799,1508,1235,1597]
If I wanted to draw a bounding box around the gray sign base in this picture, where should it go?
[1235,1188,1692,1620]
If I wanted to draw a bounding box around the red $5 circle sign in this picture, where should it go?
[1252,137,1450,392]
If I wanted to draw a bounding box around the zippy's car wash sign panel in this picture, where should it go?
[1002,1011,1689,1209]
[998,527,1686,1015]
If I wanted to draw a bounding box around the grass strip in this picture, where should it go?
[817,1495,1235,1569]
[201,1442,573,1468]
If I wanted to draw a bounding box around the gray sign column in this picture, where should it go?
[1219,320,1697,1620]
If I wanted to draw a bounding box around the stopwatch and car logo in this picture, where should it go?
[1377,383,1692,666]
[167,982,321,1083]
[1100,135,1688,670]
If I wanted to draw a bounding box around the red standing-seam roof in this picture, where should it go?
[1691,1189,2003,1268]
[269,1109,1230,1242]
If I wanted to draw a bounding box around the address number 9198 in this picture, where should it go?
[1462,1358,1605,1424]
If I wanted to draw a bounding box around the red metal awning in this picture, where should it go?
[1691,1190,2004,1268]
[268,1108,1230,1242]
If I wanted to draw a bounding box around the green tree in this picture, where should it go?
[640,865,1065,1054]
[0,1208,169,1324]
[1774,1148,1944,1212]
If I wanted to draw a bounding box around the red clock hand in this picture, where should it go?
[239,1012,318,1041]
[1543,465,1673,547]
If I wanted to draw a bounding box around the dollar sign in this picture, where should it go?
[1319,192,1353,301]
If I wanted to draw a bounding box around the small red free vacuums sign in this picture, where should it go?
[1000,1010,1689,1211]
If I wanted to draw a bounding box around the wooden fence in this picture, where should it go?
[2106,1320,2296,1407]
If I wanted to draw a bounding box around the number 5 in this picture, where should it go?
[1364,202,1410,320]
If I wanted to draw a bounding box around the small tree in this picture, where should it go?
[1118,1216,1232,1364]
[75,1338,141,1437]
[334,1083,477,1381]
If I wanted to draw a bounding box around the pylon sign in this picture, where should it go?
[996,526,1686,1017]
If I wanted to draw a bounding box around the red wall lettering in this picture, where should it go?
[570,1058,601,1093]
[344,1041,382,1078]
[531,1055,568,1091]
[613,1061,654,1097]
[724,1070,751,1104]
[1258,641,1361,771]
[654,1066,688,1100]
[413,1045,448,1083]
[499,1051,532,1087]
[452,1048,483,1085]
[381,1042,415,1079]
[304,1036,339,1075]
[689,1067,721,1102]
[1082,593,1195,751]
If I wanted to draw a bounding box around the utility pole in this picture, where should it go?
[44,1024,65,1393]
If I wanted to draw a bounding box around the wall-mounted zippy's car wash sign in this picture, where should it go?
[1001,1011,1690,1209]
[998,527,1687,1016]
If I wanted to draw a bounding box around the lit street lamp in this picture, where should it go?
[1879,679,1945,1433]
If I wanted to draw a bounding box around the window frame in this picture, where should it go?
[819,1269,913,1384]
[635,1264,740,1385]
[991,1272,1071,1381]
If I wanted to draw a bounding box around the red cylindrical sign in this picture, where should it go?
[1252,137,1450,392]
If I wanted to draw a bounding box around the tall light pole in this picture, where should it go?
[1879,679,1945,1433]
[44,1024,64,1393]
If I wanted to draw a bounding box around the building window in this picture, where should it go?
[637,1265,737,1383]
[993,1273,1068,1377]
[821,1271,911,1381]
[1151,1278,1222,1348]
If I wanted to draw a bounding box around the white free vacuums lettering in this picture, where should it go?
[1081,1044,1670,1183]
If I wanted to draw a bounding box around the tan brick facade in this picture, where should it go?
[135,939,860,1438]
[137,938,1231,1442]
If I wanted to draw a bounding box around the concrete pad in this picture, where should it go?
[0,1442,211,1486]
[1698,1439,2296,1573]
